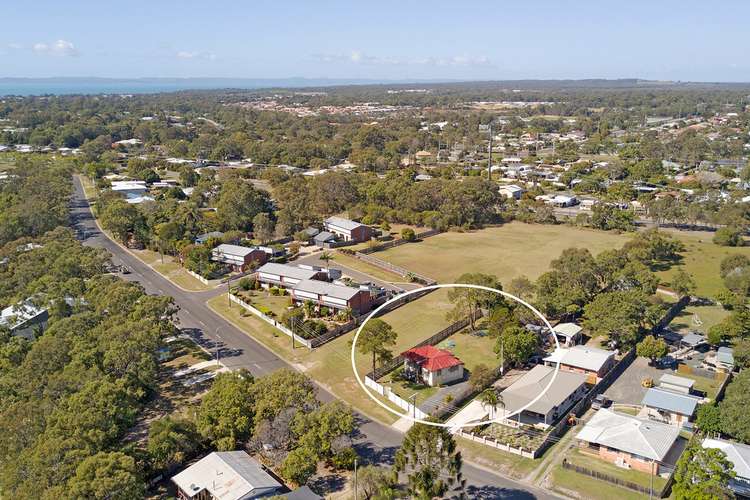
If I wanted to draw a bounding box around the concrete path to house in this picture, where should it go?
[445,399,489,433]
[531,408,594,488]
[391,416,414,433]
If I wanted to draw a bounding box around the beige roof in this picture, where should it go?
[576,409,680,461]
[544,345,614,372]
[500,365,586,416]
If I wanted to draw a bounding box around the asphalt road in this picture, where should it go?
[69,176,556,499]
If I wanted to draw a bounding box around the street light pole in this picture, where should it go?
[353,457,358,500]
[215,327,222,366]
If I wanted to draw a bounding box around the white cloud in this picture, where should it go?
[313,51,491,67]
[176,50,216,60]
[32,39,78,57]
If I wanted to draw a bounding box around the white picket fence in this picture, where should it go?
[364,376,428,420]
[455,429,538,459]
[229,294,313,348]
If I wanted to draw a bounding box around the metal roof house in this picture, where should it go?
[499,365,588,427]
[543,345,616,381]
[171,451,282,500]
[291,279,372,315]
[702,438,750,497]
[211,244,268,271]
[257,263,324,288]
[641,388,700,427]
[323,216,372,243]
[576,409,681,475]
[658,374,694,395]
[0,300,48,339]
[551,322,583,347]
[717,346,735,370]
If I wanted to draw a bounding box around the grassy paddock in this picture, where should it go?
[373,222,630,284]
[132,249,214,292]
[658,230,750,298]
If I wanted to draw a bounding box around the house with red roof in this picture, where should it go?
[402,345,464,387]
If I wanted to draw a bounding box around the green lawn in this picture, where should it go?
[669,304,729,334]
[237,290,293,318]
[673,368,727,401]
[377,289,456,354]
[658,230,750,298]
[442,329,500,372]
[331,251,406,283]
[79,175,98,200]
[563,447,666,491]
[383,371,439,403]
[550,464,652,500]
[456,436,538,480]
[133,249,214,292]
[371,222,631,284]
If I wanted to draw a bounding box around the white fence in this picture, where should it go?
[186,269,210,285]
[229,294,313,348]
[455,429,538,459]
[364,376,428,420]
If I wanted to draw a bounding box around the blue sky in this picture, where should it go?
[1,0,749,81]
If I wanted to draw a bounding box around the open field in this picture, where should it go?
[370,222,631,284]
[658,230,750,298]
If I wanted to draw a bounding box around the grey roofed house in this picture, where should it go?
[681,332,706,347]
[195,231,224,244]
[702,438,750,496]
[543,345,614,373]
[324,216,363,232]
[0,300,49,339]
[500,364,587,420]
[303,227,320,237]
[171,451,282,500]
[717,346,735,368]
[285,486,323,500]
[576,408,680,461]
[257,262,321,282]
[642,388,700,417]
[212,243,257,259]
[293,279,360,300]
[313,231,336,244]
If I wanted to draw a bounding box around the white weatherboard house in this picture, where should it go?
[171,451,282,500]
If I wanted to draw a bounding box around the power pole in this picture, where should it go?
[487,122,493,181]
[353,458,358,500]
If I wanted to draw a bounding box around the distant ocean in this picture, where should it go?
[0,77,395,96]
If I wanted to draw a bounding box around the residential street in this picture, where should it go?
[70,176,557,499]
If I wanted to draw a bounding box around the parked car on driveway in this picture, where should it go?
[592,394,611,410]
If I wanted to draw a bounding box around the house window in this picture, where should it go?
[449,365,459,372]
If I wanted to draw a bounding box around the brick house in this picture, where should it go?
[576,409,681,474]
[210,244,268,271]
[323,216,372,243]
[543,345,616,382]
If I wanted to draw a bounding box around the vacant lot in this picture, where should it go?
[372,222,630,284]
[658,230,750,298]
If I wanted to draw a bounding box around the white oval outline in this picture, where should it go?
[351,283,560,429]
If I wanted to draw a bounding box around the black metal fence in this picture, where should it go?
[561,459,660,496]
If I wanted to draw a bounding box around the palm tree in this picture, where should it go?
[479,388,502,421]
[319,251,334,271]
